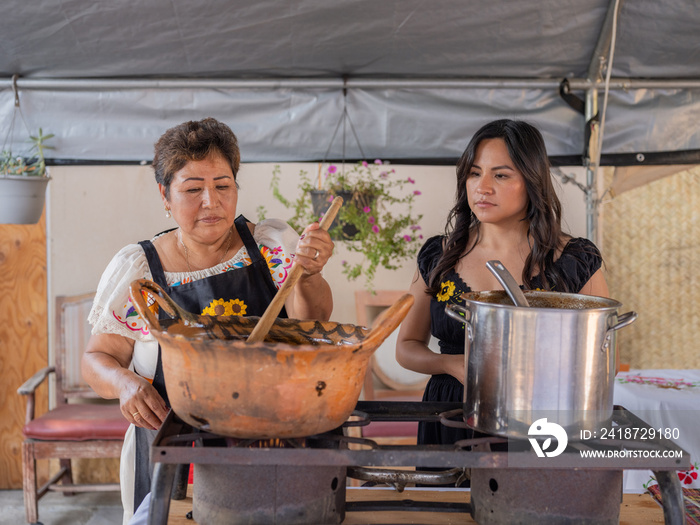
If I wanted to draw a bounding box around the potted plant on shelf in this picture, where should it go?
[264,160,424,290]
[0,128,54,224]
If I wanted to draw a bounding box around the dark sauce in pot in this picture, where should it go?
[462,290,617,310]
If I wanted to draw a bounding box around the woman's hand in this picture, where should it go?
[284,222,334,321]
[82,332,169,430]
[118,374,169,430]
[396,269,466,381]
[294,222,334,276]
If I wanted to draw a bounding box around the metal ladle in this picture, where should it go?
[486,260,530,307]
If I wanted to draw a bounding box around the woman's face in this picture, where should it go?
[466,138,529,226]
[161,151,238,243]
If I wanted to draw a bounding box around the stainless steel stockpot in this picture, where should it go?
[445,290,637,439]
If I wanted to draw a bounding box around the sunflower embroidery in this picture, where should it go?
[202,298,247,316]
[437,280,456,302]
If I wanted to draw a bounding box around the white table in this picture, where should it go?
[613,369,700,492]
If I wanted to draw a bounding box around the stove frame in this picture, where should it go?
[147,402,689,525]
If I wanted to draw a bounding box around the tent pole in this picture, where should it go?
[2,77,700,92]
[584,89,599,244]
[583,0,622,244]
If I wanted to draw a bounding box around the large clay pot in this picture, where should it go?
[129,279,414,439]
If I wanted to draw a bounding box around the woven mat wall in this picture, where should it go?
[601,166,700,369]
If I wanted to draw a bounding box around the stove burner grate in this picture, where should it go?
[147,402,689,525]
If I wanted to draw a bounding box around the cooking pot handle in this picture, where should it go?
[444,303,471,324]
[445,303,474,417]
[129,278,197,334]
[601,311,638,353]
[608,311,638,332]
[363,294,416,349]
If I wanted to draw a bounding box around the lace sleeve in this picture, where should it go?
[87,243,156,343]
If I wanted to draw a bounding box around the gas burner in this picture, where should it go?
[147,402,689,525]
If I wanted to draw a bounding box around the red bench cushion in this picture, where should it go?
[360,392,422,438]
[361,421,419,438]
[23,403,129,441]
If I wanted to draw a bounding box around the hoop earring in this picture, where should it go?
[165,207,171,219]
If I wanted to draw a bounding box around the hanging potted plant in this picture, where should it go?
[0,128,54,224]
[263,160,424,290]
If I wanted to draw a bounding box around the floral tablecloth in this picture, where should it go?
[647,485,700,525]
[613,369,700,492]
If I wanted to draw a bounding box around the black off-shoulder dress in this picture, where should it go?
[416,234,603,446]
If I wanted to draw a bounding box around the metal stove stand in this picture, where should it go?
[148,402,689,525]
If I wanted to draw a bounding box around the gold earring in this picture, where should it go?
[165,207,171,219]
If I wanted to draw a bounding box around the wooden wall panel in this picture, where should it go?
[602,167,700,369]
[0,212,48,489]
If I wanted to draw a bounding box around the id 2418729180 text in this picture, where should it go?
[580,427,680,441]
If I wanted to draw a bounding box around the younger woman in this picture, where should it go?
[396,119,608,446]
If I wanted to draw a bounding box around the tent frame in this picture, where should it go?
[3,1,700,241]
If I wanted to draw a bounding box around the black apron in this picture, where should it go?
[132,215,287,512]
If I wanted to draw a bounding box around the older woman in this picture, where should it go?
[81,117,333,523]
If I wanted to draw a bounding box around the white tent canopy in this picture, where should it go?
[1,0,699,164]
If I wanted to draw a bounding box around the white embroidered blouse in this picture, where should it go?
[87,218,298,381]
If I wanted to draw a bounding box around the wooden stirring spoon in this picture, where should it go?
[246,196,343,343]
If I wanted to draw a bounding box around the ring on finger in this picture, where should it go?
[313,249,320,260]
[132,412,140,419]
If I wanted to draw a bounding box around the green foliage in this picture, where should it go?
[269,160,424,290]
[1,128,55,177]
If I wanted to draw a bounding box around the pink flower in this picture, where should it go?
[327,195,334,202]
[368,216,375,224]
[328,165,337,174]
[407,177,415,184]
[403,235,412,242]
[362,161,368,168]
[363,206,371,213]
[413,190,422,195]
[410,225,422,230]
[372,225,380,233]
[374,159,383,165]
[341,260,347,266]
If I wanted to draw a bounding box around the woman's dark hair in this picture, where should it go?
[152,117,240,198]
[427,119,570,294]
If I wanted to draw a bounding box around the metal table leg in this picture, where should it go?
[171,463,190,500]
[652,470,685,525]
[148,462,178,525]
